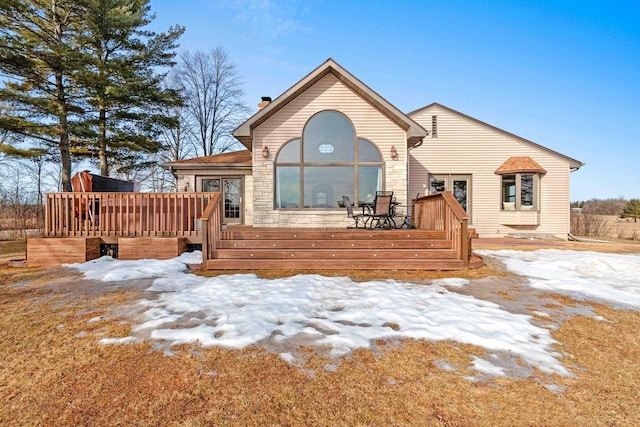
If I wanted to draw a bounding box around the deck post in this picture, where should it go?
[201,218,209,265]
[460,217,469,269]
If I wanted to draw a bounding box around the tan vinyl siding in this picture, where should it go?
[252,73,408,228]
[409,104,572,238]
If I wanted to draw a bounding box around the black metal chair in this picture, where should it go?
[342,195,365,228]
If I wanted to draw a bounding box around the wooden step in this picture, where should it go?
[205,227,465,271]
[205,258,465,271]
[221,228,447,240]
[214,248,459,260]
[217,239,452,250]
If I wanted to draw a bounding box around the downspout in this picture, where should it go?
[406,137,425,223]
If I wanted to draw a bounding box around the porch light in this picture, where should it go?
[262,145,269,158]
[390,145,399,160]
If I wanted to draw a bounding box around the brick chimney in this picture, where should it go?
[258,96,272,110]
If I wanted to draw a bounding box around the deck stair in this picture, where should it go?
[205,228,466,270]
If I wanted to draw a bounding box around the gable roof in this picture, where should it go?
[409,102,584,170]
[495,157,547,175]
[233,58,427,150]
[163,150,252,170]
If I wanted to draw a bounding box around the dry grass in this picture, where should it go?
[197,262,502,282]
[1,239,640,425]
[474,237,640,254]
[0,239,26,263]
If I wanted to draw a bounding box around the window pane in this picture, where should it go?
[521,174,534,207]
[276,166,300,208]
[358,166,382,202]
[358,139,382,162]
[453,179,468,211]
[430,176,446,193]
[303,166,354,208]
[277,139,300,162]
[202,179,220,192]
[223,179,241,218]
[303,111,355,162]
[502,175,516,203]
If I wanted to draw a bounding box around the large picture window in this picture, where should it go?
[275,111,384,209]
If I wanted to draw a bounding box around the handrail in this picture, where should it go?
[414,191,470,268]
[199,192,223,265]
[44,192,217,239]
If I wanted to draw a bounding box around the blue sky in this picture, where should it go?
[149,0,639,201]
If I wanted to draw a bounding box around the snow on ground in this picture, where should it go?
[68,248,640,379]
[478,249,640,310]
[69,251,200,281]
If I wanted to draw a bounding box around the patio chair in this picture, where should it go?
[342,196,365,229]
[369,194,395,229]
[393,193,419,229]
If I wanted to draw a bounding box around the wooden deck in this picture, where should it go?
[200,192,473,271]
[29,191,474,270]
[206,227,465,270]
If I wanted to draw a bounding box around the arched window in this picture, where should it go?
[275,111,384,209]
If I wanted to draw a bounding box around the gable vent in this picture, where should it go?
[431,115,438,138]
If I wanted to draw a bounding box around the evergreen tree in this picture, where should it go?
[0,0,86,191]
[620,199,640,223]
[77,0,184,176]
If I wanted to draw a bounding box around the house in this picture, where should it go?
[165,58,583,239]
[33,58,580,268]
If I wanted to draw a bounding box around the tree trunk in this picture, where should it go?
[55,72,73,192]
[52,0,73,191]
[99,105,109,176]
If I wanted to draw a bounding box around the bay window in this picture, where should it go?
[496,157,545,212]
[501,173,538,210]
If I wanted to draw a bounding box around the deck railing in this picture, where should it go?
[45,192,218,239]
[199,192,223,265]
[414,191,470,268]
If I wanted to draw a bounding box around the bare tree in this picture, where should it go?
[175,47,248,156]
[159,72,197,162]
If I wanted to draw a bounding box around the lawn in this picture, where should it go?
[1,238,640,425]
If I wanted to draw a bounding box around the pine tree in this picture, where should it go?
[0,0,87,191]
[76,0,184,176]
[620,199,640,223]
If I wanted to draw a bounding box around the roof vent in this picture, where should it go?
[431,115,438,138]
